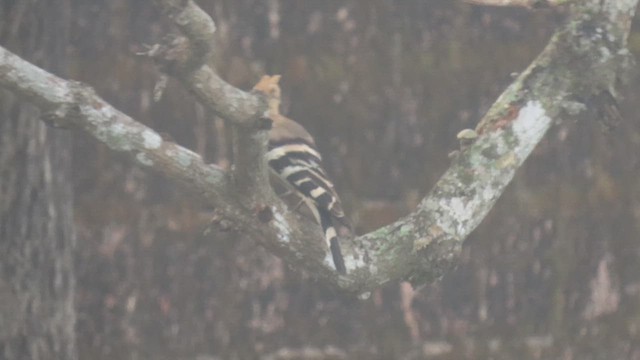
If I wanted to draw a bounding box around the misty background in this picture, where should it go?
[5,1,640,359]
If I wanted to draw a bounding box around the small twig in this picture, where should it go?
[153,74,168,102]
[463,0,572,8]
[262,346,348,360]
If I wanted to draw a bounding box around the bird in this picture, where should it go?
[252,74,349,274]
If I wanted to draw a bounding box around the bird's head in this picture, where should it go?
[253,75,282,114]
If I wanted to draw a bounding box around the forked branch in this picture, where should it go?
[0,0,636,293]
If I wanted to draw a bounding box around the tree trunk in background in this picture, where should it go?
[0,1,76,359]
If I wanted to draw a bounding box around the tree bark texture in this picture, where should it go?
[0,1,76,359]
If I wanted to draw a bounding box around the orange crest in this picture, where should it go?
[252,74,282,98]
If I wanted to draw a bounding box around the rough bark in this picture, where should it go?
[0,1,76,359]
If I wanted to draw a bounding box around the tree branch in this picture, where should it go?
[0,47,232,209]
[0,0,636,293]
[149,0,272,203]
[150,0,265,126]
[154,0,216,66]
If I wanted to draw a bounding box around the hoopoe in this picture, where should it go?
[252,75,349,274]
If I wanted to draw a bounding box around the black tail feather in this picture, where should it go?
[319,210,347,274]
[330,238,346,274]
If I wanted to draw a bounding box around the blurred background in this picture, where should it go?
[5,0,640,359]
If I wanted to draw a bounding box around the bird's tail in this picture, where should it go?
[319,210,346,274]
[330,238,346,275]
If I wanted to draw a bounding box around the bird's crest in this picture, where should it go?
[252,74,282,98]
[253,74,282,115]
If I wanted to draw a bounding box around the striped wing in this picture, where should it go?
[267,138,348,274]
[266,138,347,224]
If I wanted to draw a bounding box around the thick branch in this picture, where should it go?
[0,37,337,293]
[154,0,216,65]
[0,46,305,280]
[151,0,272,202]
[352,0,637,288]
[0,47,232,211]
[151,0,265,126]
[0,0,636,294]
